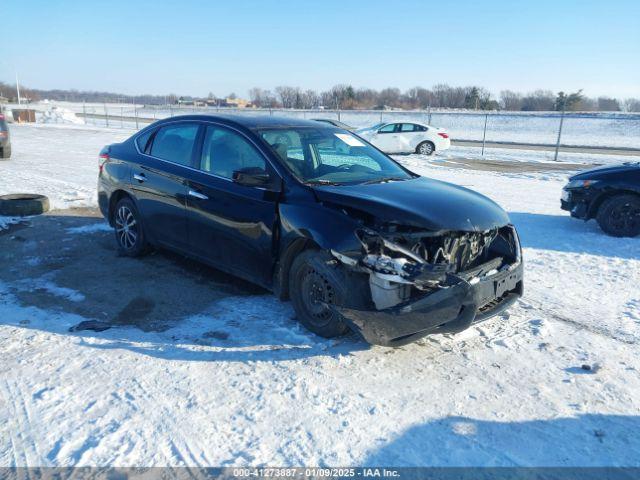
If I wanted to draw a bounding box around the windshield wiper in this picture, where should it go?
[361,176,408,185]
[306,179,344,186]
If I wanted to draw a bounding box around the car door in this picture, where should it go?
[397,123,420,153]
[371,123,401,152]
[131,122,200,250]
[183,124,280,286]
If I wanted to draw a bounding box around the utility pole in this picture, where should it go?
[15,72,21,105]
[481,113,488,156]
[554,106,566,162]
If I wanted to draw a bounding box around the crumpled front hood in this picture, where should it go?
[314,177,510,232]
[571,162,640,180]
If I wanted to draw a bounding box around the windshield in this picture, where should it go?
[358,122,385,132]
[258,127,413,185]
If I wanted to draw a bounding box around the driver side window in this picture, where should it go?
[377,124,397,134]
[200,126,266,179]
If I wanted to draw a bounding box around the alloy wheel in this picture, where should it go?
[419,142,434,155]
[115,205,138,250]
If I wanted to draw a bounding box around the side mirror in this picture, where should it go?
[232,167,271,187]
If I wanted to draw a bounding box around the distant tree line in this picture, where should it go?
[0,81,178,106]
[1,80,639,112]
[251,85,640,112]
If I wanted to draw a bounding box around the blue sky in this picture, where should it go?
[2,0,639,98]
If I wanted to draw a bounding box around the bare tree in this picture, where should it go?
[300,89,319,109]
[248,87,264,106]
[521,90,555,111]
[597,97,621,111]
[500,90,523,110]
[624,98,640,112]
[378,87,401,108]
[275,86,300,109]
[354,88,379,109]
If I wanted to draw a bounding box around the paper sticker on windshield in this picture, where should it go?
[334,133,365,147]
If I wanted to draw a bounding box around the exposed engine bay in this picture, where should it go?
[332,225,521,310]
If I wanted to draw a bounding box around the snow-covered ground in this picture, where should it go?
[9,100,640,149]
[0,124,129,210]
[436,145,640,166]
[0,124,639,467]
[0,123,636,215]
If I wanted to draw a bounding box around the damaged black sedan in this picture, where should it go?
[98,115,523,347]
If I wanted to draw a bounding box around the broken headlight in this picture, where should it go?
[565,179,600,189]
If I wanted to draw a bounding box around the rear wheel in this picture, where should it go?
[289,250,350,338]
[417,141,435,156]
[0,145,10,159]
[112,197,149,256]
[596,194,640,237]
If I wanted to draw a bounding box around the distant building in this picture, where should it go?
[176,96,254,108]
[220,97,254,108]
[176,97,205,107]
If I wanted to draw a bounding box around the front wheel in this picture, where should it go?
[416,141,435,156]
[289,250,350,338]
[113,197,149,256]
[596,194,640,237]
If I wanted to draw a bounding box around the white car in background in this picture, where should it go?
[356,121,450,155]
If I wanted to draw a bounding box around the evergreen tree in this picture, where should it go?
[464,87,480,109]
[555,90,583,111]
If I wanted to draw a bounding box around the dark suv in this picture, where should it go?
[98,115,523,346]
[0,112,10,159]
[561,162,640,237]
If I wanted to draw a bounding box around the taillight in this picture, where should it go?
[99,153,109,173]
[437,132,449,139]
[0,114,4,120]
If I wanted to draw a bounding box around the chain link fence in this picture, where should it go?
[21,102,640,153]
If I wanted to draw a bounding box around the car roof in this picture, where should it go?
[152,114,335,130]
[384,121,428,126]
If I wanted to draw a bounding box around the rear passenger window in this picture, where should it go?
[150,123,199,166]
[136,129,154,153]
[415,124,427,132]
[200,126,266,179]
[400,123,416,132]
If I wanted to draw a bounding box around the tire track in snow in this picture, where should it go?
[1,376,41,466]
[520,298,637,345]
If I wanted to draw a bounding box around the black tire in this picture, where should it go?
[0,145,10,159]
[596,194,640,237]
[416,141,435,156]
[0,194,49,216]
[112,197,149,256]
[289,250,350,338]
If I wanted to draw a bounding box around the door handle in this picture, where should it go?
[188,189,209,200]
[133,173,146,182]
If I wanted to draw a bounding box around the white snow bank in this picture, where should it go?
[16,275,86,303]
[38,106,85,125]
[66,222,111,234]
[0,216,21,231]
